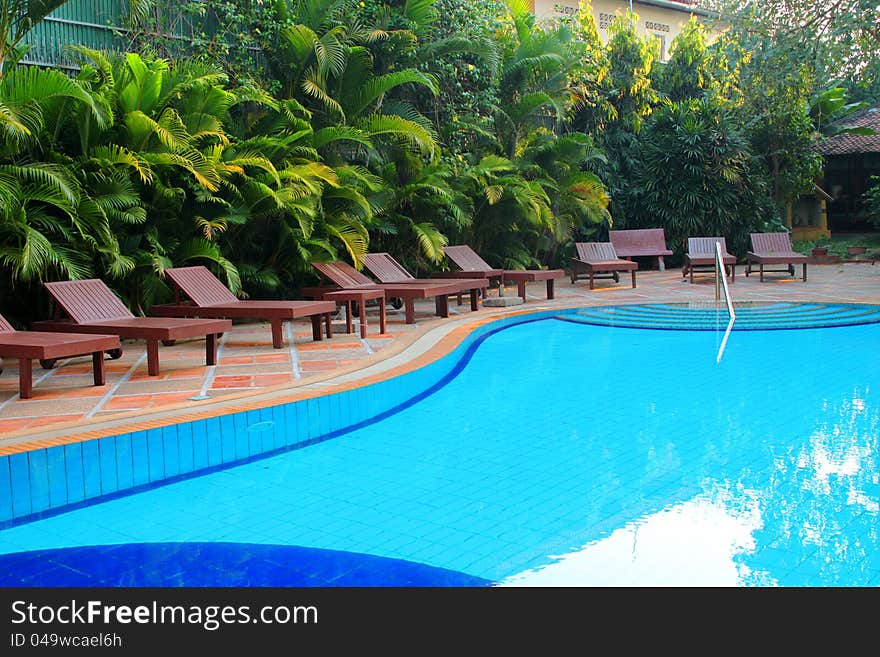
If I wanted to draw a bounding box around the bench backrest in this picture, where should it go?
[687,237,728,256]
[609,228,671,256]
[750,232,794,254]
[44,280,134,323]
[165,266,239,306]
[576,242,619,262]
[362,253,415,283]
[312,261,376,289]
[443,245,493,272]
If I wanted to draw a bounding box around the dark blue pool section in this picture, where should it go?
[0,543,492,587]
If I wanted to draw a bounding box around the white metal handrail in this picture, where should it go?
[715,241,736,362]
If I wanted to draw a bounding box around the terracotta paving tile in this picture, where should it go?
[164,367,212,380]
[254,374,294,387]
[50,364,95,376]
[26,385,109,399]
[29,414,85,427]
[212,376,253,388]
[297,341,364,351]
[103,395,154,411]
[0,418,31,433]
[220,356,255,365]
[299,360,341,371]
[114,380,202,395]
[254,353,291,363]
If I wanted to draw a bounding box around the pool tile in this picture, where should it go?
[130,432,149,486]
[191,421,209,470]
[115,434,133,490]
[0,457,12,522]
[98,437,118,495]
[81,440,101,499]
[46,446,67,508]
[9,452,30,517]
[146,429,165,483]
[161,426,180,478]
[63,443,85,505]
[205,417,223,466]
[176,422,194,474]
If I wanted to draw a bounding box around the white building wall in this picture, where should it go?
[531,0,717,61]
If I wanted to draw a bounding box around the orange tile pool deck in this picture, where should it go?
[1,261,878,455]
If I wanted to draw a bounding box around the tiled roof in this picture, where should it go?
[818,105,880,155]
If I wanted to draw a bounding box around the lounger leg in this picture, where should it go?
[546,279,555,300]
[435,295,449,318]
[206,333,218,366]
[18,358,32,399]
[457,292,463,306]
[469,289,479,311]
[92,351,106,386]
[344,301,354,335]
[517,281,527,302]
[404,298,416,324]
[146,340,160,376]
[760,264,764,282]
[803,263,807,282]
[658,256,665,272]
[357,300,367,339]
[271,318,284,348]
[324,313,333,338]
[378,296,387,335]
[589,271,595,290]
[631,271,637,288]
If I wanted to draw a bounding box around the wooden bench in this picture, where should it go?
[609,228,673,271]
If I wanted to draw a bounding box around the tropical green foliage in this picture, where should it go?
[626,97,777,257]
[1,0,877,326]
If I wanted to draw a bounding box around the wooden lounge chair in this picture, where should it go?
[570,242,638,289]
[31,279,231,376]
[361,252,488,321]
[745,232,808,282]
[151,266,337,348]
[0,312,120,399]
[682,237,737,284]
[609,228,674,271]
[310,259,486,324]
[430,246,504,298]
[439,245,566,302]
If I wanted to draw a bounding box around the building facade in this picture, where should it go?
[531,0,717,61]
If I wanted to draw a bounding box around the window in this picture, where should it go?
[654,34,666,61]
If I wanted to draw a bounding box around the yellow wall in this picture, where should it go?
[531,0,717,61]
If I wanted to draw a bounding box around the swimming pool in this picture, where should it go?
[1,303,878,586]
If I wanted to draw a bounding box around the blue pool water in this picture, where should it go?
[1,303,879,586]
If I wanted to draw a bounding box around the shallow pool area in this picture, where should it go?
[1,303,879,586]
